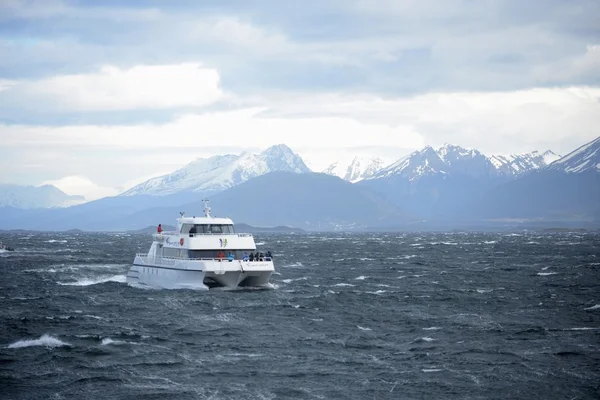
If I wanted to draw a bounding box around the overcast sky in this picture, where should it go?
[1,0,599,200]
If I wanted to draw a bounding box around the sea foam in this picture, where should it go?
[57,274,126,286]
[7,334,70,349]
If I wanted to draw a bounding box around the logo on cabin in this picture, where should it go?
[219,238,228,248]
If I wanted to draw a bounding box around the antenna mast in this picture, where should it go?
[202,199,211,217]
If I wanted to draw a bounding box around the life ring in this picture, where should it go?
[180,238,184,246]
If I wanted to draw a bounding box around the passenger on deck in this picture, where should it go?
[243,252,249,261]
[266,251,272,261]
[217,250,225,261]
[227,252,234,262]
[157,224,162,233]
[249,252,254,262]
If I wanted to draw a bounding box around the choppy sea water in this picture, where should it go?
[0,231,599,399]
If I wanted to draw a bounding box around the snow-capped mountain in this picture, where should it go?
[122,144,311,196]
[371,146,448,181]
[489,150,561,176]
[369,144,496,181]
[437,144,498,178]
[323,156,387,183]
[0,184,85,209]
[368,144,561,182]
[548,136,600,173]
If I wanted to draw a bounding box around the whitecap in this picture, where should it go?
[7,334,70,349]
[563,327,599,331]
[281,277,308,284]
[537,272,557,276]
[584,304,600,311]
[84,314,106,320]
[101,338,126,346]
[422,369,442,372]
[414,337,435,342]
[366,290,387,295]
[282,262,304,268]
[255,242,265,246]
[483,241,497,244]
[57,274,126,286]
[355,276,368,280]
[357,326,372,331]
[476,289,493,293]
[332,283,355,287]
[45,239,68,243]
[423,327,441,331]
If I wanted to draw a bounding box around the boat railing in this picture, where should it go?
[135,254,271,264]
[154,232,253,238]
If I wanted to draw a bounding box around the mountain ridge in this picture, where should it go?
[122,144,311,197]
[0,184,85,209]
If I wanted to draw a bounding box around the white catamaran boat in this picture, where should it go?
[127,201,274,290]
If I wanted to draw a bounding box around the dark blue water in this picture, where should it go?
[0,231,599,399]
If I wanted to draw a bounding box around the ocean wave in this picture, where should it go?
[357,326,372,331]
[57,274,126,286]
[355,275,368,280]
[537,272,558,276]
[281,262,304,268]
[281,277,308,284]
[7,334,70,349]
[584,304,600,311]
[413,337,435,343]
[365,290,387,295]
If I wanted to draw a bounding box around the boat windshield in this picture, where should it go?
[181,224,235,234]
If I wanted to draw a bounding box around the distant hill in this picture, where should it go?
[0,137,598,231]
[234,223,305,233]
[132,225,177,233]
[118,171,406,231]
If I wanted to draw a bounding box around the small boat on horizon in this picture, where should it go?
[126,201,275,290]
[0,242,15,252]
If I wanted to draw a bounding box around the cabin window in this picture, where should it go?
[163,248,187,258]
[181,224,235,234]
[188,250,253,259]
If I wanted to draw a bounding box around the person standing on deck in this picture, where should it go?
[157,224,162,233]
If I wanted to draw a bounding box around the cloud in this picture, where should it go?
[4,63,223,111]
[1,0,600,192]
[1,0,599,98]
[41,175,118,201]
[2,85,599,180]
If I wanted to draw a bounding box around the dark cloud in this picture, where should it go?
[0,0,598,125]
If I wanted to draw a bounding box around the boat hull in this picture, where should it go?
[127,255,274,290]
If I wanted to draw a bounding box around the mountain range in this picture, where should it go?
[0,184,84,209]
[0,137,598,231]
[322,156,386,183]
[122,144,310,196]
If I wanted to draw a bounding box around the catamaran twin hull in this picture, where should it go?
[127,255,274,290]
